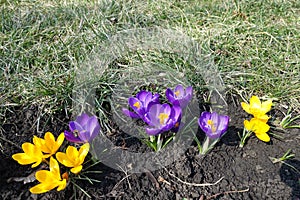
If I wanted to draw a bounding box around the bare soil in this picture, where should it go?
[1,96,300,200]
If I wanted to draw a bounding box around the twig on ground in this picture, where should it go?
[205,187,250,200]
[158,176,171,186]
[164,167,224,187]
[0,136,21,150]
[111,174,132,191]
[113,164,132,190]
[145,169,160,189]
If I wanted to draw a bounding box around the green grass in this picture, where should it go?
[1,0,300,123]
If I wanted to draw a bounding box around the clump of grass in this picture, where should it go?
[269,149,300,174]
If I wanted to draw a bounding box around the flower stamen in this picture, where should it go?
[133,102,141,109]
[158,113,169,125]
[207,120,217,133]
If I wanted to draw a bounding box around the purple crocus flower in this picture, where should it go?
[144,103,182,135]
[122,90,160,121]
[198,111,229,139]
[166,84,193,108]
[64,113,101,143]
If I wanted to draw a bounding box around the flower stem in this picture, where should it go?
[239,128,252,148]
[201,137,219,155]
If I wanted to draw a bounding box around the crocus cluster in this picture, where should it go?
[12,113,101,194]
[240,95,272,146]
[123,85,192,136]
[122,85,192,151]
[123,84,230,153]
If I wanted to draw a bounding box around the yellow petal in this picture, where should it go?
[241,102,250,114]
[12,143,43,167]
[56,133,65,147]
[45,132,55,143]
[45,132,56,152]
[31,160,42,168]
[255,132,270,142]
[30,157,66,194]
[261,99,272,113]
[56,179,67,191]
[249,96,261,108]
[243,119,252,131]
[56,152,74,167]
[22,143,35,154]
[12,153,34,165]
[78,143,90,162]
[49,157,61,179]
[30,183,51,194]
[35,170,54,182]
[66,146,79,160]
[42,154,52,158]
[254,114,269,123]
[252,118,270,133]
[71,165,83,174]
[34,136,50,154]
[33,136,43,148]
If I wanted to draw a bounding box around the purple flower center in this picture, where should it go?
[174,90,180,97]
[207,120,217,133]
[158,113,169,125]
[133,102,140,109]
[73,130,79,137]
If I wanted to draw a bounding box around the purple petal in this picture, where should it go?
[210,112,220,124]
[152,93,160,103]
[69,121,84,132]
[136,91,149,102]
[143,92,154,108]
[78,130,89,143]
[145,101,157,112]
[198,111,212,134]
[161,121,174,131]
[145,127,162,135]
[170,106,182,132]
[172,106,182,122]
[160,104,171,116]
[76,113,90,126]
[174,85,185,98]
[217,115,229,135]
[64,130,83,143]
[185,86,193,97]
[166,88,177,104]
[178,99,189,108]
[172,121,184,133]
[128,97,141,113]
[85,116,101,141]
[146,104,162,126]
[206,131,220,139]
[199,111,211,123]
[122,108,140,118]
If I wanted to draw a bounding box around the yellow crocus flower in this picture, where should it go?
[241,95,272,122]
[33,132,65,158]
[244,118,270,142]
[12,142,44,168]
[56,143,90,174]
[30,157,67,194]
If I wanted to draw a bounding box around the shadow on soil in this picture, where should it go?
[280,159,300,200]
